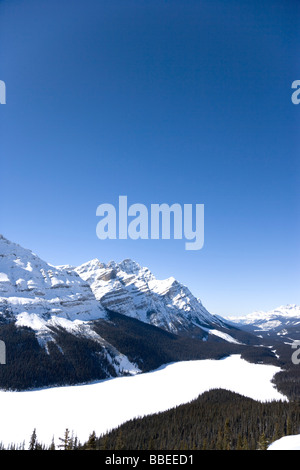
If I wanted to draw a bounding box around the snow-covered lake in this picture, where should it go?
[0,355,287,448]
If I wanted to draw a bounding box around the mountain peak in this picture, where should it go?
[75,255,223,334]
[118,258,141,270]
[79,258,106,270]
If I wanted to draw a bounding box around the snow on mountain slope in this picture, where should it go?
[0,234,106,322]
[0,234,241,352]
[0,235,140,377]
[227,305,300,332]
[75,257,225,334]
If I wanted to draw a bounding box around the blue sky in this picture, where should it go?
[0,0,299,316]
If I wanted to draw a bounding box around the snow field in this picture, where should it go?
[0,355,286,448]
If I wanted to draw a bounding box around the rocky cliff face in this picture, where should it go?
[75,257,225,334]
[0,234,106,323]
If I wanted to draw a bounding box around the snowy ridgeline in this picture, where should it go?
[0,355,287,449]
[227,305,300,331]
[0,234,225,338]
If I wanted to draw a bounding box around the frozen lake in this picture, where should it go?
[0,355,287,448]
[268,434,300,451]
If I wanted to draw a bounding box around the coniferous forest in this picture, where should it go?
[79,389,300,451]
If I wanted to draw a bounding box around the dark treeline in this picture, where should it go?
[1,389,300,451]
[80,389,300,451]
[269,342,300,401]
[0,322,116,390]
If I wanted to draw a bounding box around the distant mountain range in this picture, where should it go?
[227,305,300,342]
[0,234,297,393]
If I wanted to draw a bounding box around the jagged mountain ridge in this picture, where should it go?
[0,234,228,337]
[74,257,226,336]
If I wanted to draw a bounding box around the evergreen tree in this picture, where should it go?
[58,428,73,450]
[28,428,38,451]
[272,423,282,443]
[49,437,56,451]
[100,434,109,450]
[115,430,126,450]
[236,434,243,450]
[86,431,97,450]
[242,436,249,451]
[223,419,231,450]
[257,432,269,451]
[216,429,223,450]
[148,436,155,450]
[286,416,293,436]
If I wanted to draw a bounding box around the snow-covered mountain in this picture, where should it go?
[0,234,106,320]
[74,258,225,335]
[227,305,300,338]
[0,234,228,337]
[0,235,140,377]
[0,235,263,390]
[0,234,108,329]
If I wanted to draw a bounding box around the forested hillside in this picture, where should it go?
[80,389,300,451]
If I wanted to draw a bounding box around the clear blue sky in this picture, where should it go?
[0,0,299,316]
